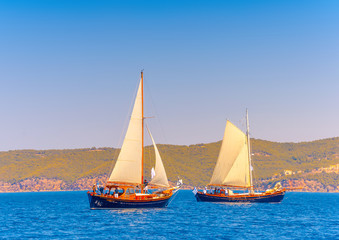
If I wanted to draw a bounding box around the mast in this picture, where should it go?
[246,109,254,194]
[141,70,144,186]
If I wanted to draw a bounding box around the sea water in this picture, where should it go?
[0,190,338,239]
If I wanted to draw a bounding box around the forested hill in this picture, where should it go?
[0,137,338,192]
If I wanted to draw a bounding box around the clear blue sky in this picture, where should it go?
[0,0,338,151]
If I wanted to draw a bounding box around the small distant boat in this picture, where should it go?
[88,71,181,209]
[194,110,285,203]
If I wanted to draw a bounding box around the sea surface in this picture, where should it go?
[0,190,338,239]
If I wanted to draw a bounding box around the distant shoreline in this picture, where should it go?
[1,137,337,193]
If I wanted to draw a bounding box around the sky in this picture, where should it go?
[0,0,338,151]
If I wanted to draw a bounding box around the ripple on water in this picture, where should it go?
[0,191,338,239]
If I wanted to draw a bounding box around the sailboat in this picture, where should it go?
[194,110,285,203]
[87,71,181,209]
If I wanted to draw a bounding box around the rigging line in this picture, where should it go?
[143,78,168,145]
[106,77,141,181]
[166,188,180,206]
[144,79,180,180]
[238,116,247,134]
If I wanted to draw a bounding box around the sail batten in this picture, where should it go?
[209,120,251,188]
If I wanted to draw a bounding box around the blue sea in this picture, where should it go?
[0,190,338,239]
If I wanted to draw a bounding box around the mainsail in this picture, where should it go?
[147,127,170,187]
[209,120,251,187]
[108,79,143,184]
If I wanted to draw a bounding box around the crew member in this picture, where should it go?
[114,188,119,198]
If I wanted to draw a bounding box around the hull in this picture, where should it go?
[87,192,173,209]
[195,189,285,203]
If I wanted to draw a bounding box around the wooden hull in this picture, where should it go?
[195,189,285,203]
[87,192,173,209]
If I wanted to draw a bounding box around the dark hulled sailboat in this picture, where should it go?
[87,71,180,209]
[194,110,285,203]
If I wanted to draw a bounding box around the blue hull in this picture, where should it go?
[195,190,285,203]
[87,193,172,209]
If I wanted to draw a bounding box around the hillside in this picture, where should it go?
[0,137,338,192]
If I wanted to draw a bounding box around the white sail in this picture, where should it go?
[108,79,143,184]
[209,120,251,187]
[147,127,170,188]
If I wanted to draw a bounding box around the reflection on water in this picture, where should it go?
[218,202,252,206]
[109,208,167,215]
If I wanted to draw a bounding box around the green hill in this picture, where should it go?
[0,137,338,190]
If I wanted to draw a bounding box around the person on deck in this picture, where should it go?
[143,179,148,187]
[203,187,207,194]
[114,188,119,198]
[144,185,149,193]
[99,186,104,195]
[92,184,96,194]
